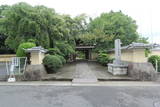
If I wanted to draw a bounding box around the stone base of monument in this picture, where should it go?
[108,64,128,75]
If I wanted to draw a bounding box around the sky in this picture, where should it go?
[0,0,160,43]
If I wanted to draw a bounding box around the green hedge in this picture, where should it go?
[55,55,66,65]
[148,55,160,72]
[47,47,62,56]
[97,53,113,66]
[16,42,36,57]
[46,48,66,65]
[43,55,63,73]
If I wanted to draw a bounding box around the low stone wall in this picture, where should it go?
[24,64,47,81]
[0,54,16,62]
[122,61,157,81]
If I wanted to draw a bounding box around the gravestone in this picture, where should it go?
[108,39,128,75]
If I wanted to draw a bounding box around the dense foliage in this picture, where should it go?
[0,2,149,68]
[148,55,160,72]
[43,55,63,73]
[0,3,85,51]
[97,52,113,66]
[55,41,75,59]
[78,11,148,52]
[55,55,66,65]
[47,48,62,56]
[0,2,148,53]
[46,47,67,64]
[16,42,36,57]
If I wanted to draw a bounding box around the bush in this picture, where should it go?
[56,41,75,59]
[46,48,66,65]
[97,52,113,66]
[148,55,160,72]
[16,42,36,57]
[47,47,62,55]
[55,55,66,65]
[43,55,62,73]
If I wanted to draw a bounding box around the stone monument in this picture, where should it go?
[108,39,128,75]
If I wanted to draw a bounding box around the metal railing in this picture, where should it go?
[6,57,27,76]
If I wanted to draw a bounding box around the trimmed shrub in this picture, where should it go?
[16,42,36,57]
[47,47,62,55]
[46,48,66,65]
[43,55,62,73]
[97,52,113,66]
[55,55,66,65]
[148,55,160,72]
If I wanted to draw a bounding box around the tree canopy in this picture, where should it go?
[0,2,148,54]
[80,11,146,51]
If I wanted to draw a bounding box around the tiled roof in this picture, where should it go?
[108,42,160,52]
[25,46,48,53]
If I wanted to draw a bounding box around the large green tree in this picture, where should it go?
[87,11,148,51]
[0,3,73,50]
[0,3,148,55]
[0,5,14,54]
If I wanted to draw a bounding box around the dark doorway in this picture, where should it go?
[75,45,94,61]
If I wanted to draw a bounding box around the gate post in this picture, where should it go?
[25,46,47,65]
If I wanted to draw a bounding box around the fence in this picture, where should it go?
[0,62,8,80]
[0,57,27,80]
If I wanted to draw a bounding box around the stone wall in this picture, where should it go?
[0,54,16,62]
[24,64,47,81]
[109,48,148,63]
[122,61,157,81]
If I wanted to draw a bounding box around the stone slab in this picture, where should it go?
[108,64,127,75]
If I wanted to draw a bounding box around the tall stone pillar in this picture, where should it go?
[108,39,128,75]
[114,39,122,65]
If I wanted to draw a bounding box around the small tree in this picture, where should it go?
[97,52,113,66]
[16,42,36,57]
[148,55,160,72]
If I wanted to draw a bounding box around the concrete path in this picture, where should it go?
[42,61,133,81]
[72,62,98,83]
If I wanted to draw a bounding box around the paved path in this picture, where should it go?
[72,62,98,83]
[43,61,132,81]
[0,85,160,107]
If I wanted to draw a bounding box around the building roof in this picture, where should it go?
[108,42,160,52]
[151,47,160,51]
[25,46,48,53]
